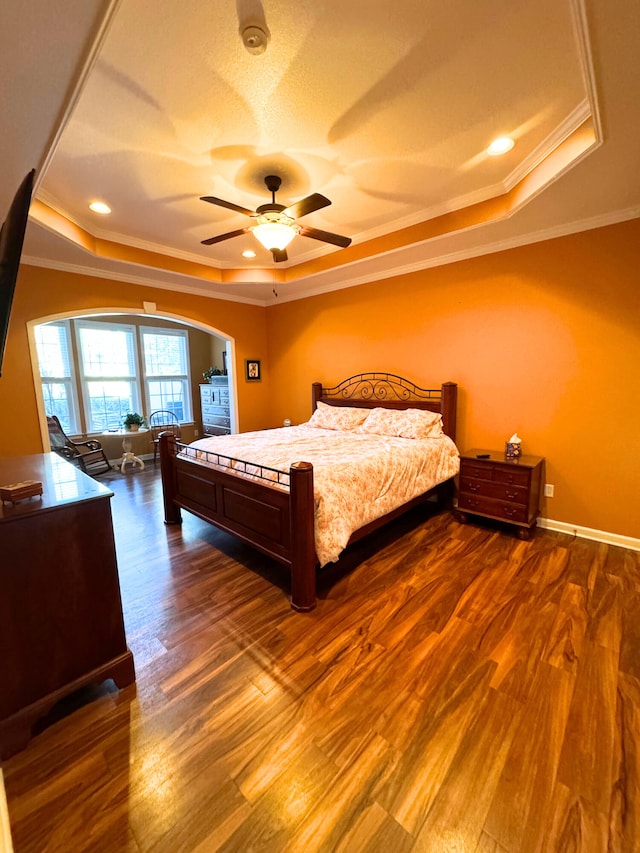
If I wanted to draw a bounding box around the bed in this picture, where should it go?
[159,373,458,611]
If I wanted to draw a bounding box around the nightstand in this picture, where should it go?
[455,449,544,539]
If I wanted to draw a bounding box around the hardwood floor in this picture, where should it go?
[3,464,640,852]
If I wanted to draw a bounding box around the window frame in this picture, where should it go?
[76,319,141,433]
[35,320,80,435]
[140,324,192,423]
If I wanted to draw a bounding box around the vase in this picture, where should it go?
[128,424,140,432]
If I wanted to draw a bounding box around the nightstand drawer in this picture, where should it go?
[457,493,529,523]
[459,477,529,505]
[461,460,531,487]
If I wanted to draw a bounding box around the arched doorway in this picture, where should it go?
[28,306,236,452]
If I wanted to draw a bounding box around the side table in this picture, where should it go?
[455,448,544,539]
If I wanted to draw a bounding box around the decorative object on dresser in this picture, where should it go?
[200,378,231,436]
[46,415,112,476]
[0,452,135,759]
[455,448,544,539]
[203,365,224,382]
[161,373,458,611]
[0,480,43,504]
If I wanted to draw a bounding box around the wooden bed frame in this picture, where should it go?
[160,373,457,612]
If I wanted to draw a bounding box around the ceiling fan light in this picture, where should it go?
[251,222,297,252]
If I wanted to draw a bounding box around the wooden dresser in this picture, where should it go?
[200,378,231,436]
[0,453,135,758]
[456,448,544,539]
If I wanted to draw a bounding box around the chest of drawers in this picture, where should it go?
[0,453,135,758]
[200,380,231,436]
[456,449,544,539]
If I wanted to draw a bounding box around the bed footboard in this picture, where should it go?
[159,432,317,611]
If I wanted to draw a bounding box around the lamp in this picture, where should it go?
[250,212,299,252]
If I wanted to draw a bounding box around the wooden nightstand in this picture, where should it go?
[455,449,544,539]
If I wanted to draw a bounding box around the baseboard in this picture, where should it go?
[538,517,640,552]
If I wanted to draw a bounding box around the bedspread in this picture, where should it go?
[187,426,460,566]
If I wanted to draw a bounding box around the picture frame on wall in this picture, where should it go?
[245,359,261,381]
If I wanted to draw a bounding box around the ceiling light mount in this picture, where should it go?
[241,23,270,55]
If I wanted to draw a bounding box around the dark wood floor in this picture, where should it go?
[4,464,640,852]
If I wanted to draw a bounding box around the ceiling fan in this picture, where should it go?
[200,175,352,262]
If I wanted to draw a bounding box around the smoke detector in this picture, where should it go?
[241,23,270,55]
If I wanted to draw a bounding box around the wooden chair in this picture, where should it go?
[46,416,112,476]
[148,410,181,463]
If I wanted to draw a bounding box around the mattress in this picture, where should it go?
[186,425,460,566]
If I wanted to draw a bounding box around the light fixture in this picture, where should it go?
[250,212,299,252]
[486,136,515,156]
[242,249,256,258]
[89,200,111,214]
[240,23,270,55]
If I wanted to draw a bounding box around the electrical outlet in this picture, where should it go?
[544,483,554,498]
[194,428,199,436]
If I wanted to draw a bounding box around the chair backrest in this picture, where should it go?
[46,415,75,452]
[148,410,181,440]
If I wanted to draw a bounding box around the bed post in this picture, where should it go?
[441,382,457,441]
[289,461,316,611]
[311,381,323,412]
[159,431,182,525]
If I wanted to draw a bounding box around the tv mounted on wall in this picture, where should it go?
[0,168,36,377]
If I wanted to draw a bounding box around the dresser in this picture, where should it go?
[200,378,231,436]
[455,449,544,539]
[0,453,135,758]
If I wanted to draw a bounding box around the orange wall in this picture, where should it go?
[2,221,639,540]
[266,219,640,540]
[0,267,271,456]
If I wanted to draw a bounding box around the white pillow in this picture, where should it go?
[306,401,370,430]
[357,407,443,439]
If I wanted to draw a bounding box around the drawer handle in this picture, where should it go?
[503,505,518,517]
[468,483,480,493]
[467,499,479,508]
[505,490,518,500]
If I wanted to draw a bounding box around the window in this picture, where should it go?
[141,326,191,422]
[77,321,140,432]
[35,321,78,433]
[35,318,193,435]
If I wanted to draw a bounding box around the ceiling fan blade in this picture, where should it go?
[201,228,249,245]
[272,248,288,263]
[200,196,254,217]
[298,226,351,248]
[283,193,331,220]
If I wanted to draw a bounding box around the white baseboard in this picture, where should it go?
[538,517,640,552]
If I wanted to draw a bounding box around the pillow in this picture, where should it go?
[357,407,443,439]
[306,401,370,431]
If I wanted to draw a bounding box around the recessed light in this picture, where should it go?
[89,200,111,214]
[486,136,515,156]
[242,249,256,258]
